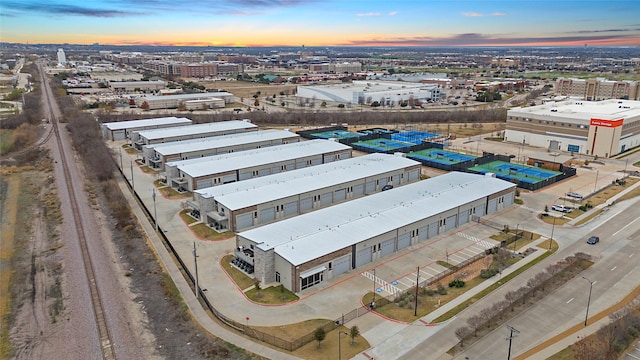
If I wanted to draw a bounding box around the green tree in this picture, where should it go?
[350,325,360,345]
[313,327,326,348]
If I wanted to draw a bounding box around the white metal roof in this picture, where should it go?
[194,153,420,210]
[170,139,350,178]
[141,92,233,101]
[237,172,515,266]
[102,117,192,131]
[135,120,257,141]
[508,99,640,124]
[148,129,299,157]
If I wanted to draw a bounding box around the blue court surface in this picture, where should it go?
[407,148,477,165]
[311,130,361,139]
[391,131,439,145]
[469,161,561,184]
[352,138,415,151]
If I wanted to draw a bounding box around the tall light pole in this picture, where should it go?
[338,330,348,360]
[152,188,158,231]
[583,276,594,327]
[119,148,123,170]
[193,241,200,299]
[548,216,556,251]
[414,266,420,316]
[130,160,135,190]
[624,158,629,177]
[506,325,520,360]
[593,170,599,194]
[371,268,376,308]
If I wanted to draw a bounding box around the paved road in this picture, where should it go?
[397,194,640,360]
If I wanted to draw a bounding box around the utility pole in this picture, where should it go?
[152,188,158,231]
[506,325,520,360]
[371,268,376,308]
[193,242,200,299]
[130,160,135,190]
[414,266,420,316]
[583,276,594,327]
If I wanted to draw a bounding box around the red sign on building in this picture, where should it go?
[590,118,624,128]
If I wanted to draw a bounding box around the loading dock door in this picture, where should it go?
[419,226,428,241]
[333,255,351,276]
[409,169,420,181]
[334,189,346,202]
[365,180,376,193]
[428,222,438,238]
[474,205,485,217]
[458,210,469,225]
[487,199,498,214]
[380,238,395,256]
[222,174,237,184]
[311,158,322,166]
[355,247,372,268]
[235,213,253,231]
[260,207,275,222]
[300,197,312,212]
[284,201,298,216]
[238,171,251,181]
[196,178,213,189]
[504,193,514,206]
[353,184,364,196]
[113,130,126,140]
[445,215,457,231]
[320,192,332,206]
[397,233,411,250]
[258,168,271,177]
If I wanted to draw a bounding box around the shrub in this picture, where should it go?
[437,284,447,295]
[448,279,466,288]
[425,288,436,296]
[480,268,500,279]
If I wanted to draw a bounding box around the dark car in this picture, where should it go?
[587,236,600,245]
[381,184,394,191]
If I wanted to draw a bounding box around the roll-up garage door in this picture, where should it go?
[365,181,376,193]
[113,130,126,140]
[380,238,395,256]
[222,174,236,184]
[238,171,251,181]
[320,192,332,206]
[196,178,213,189]
[295,161,306,169]
[445,215,457,231]
[397,233,411,250]
[284,201,298,216]
[409,169,420,181]
[300,197,312,212]
[334,189,346,202]
[419,226,428,241]
[235,213,253,231]
[271,166,281,174]
[258,168,271,176]
[458,210,469,225]
[428,222,438,237]
[355,247,372,268]
[392,175,400,185]
[260,207,275,222]
[333,255,351,276]
[504,193,514,206]
[474,205,485,217]
[353,184,364,196]
[311,158,322,166]
[487,199,498,214]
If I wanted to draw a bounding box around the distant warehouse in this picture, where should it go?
[165,139,352,192]
[192,153,421,232]
[134,92,234,110]
[130,119,257,150]
[143,129,300,171]
[100,116,192,141]
[236,172,516,293]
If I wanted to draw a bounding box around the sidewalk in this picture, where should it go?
[351,237,551,360]
[567,176,640,226]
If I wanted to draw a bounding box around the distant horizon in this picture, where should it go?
[2,1,639,47]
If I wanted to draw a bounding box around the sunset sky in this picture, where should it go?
[2,0,639,47]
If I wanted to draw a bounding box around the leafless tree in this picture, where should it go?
[467,315,483,337]
[505,290,520,312]
[573,335,607,360]
[534,272,551,291]
[455,326,471,347]
[480,307,496,329]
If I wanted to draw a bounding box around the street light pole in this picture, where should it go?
[193,241,200,299]
[338,331,348,360]
[583,276,594,327]
[152,188,158,231]
[593,170,599,193]
[549,216,556,250]
[414,266,420,316]
[371,268,376,308]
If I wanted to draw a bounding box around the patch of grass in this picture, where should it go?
[179,209,198,225]
[573,209,604,226]
[431,248,554,323]
[160,273,188,313]
[138,164,158,174]
[245,284,299,304]
[539,214,571,225]
[615,185,640,203]
[290,326,370,360]
[547,344,575,360]
[157,186,192,199]
[586,177,639,206]
[564,208,585,219]
[190,223,234,241]
[484,137,504,142]
[514,198,523,205]
[437,260,458,270]
[123,145,137,154]
[253,319,330,342]
[221,255,255,290]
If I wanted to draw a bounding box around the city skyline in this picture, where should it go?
[2,0,640,47]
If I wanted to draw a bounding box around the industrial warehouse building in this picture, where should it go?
[192,153,422,232]
[236,172,516,292]
[133,92,234,110]
[143,130,300,171]
[101,116,192,141]
[505,99,640,157]
[296,80,440,105]
[130,119,257,149]
[165,139,352,192]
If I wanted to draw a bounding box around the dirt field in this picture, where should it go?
[202,80,298,100]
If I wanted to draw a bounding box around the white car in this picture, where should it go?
[551,204,572,213]
[566,192,583,200]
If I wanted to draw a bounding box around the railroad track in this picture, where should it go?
[38,62,117,360]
